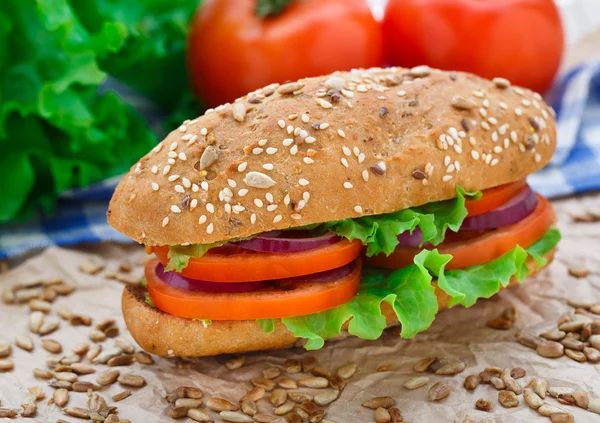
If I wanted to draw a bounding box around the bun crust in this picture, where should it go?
[122,249,554,357]
[108,67,556,246]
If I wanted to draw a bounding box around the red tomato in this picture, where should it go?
[382,0,564,94]
[187,0,383,107]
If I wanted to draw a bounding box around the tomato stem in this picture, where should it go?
[255,0,293,18]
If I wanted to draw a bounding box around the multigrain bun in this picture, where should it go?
[122,249,554,357]
[108,67,556,246]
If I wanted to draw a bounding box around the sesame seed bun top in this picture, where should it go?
[107,66,556,246]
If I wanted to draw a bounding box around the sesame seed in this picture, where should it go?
[469,137,477,146]
[444,156,451,166]
[447,137,454,146]
[190,199,198,210]
[179,152,187,161]
[250,214,257,224]
[458,130,467,139]
[493,146,503,154]
[167,158,175,165]
[253,147,263,155]
[267,204,278,212]
[187,135,198,146]
[353,147,360,157]
[200,128,208,135]
[302,114,310,123]
[168,174,180,182]
[254,199,263,208]
[342,146,351,156]
[522,99,531,107]
[225,179,235,188]
[519,143,526,152]
[427,165,435,177]
[236,189,248,197]
[304,136,316,144]
[513,87,525,96]
[453,145,463,154]
[446,164,455,173]
[492,132,498,142]
[171,205,181,213]
[485,155,492,165]
[533,100,540,109]
[289,145,298,155]
[262,163,274,170]
[303,157,314,164]
[170,142,178,151]
[449,127,459,140]
[481,121,490,130]
[442,175,453,182]
[397,90,407,97]
[181,178,190,188]
[504,138,510,148]
[198,215,206,224]
[287,125,293,134]
[354,206,363,213]
[362,170,369,182]
[266,147,278,155]
[319,123,330,130]
[153,143,163,153]
[162,217,169,227]
[473,90,484,98]
[291,214,302,220]
[233,205,245,213]
[294,127,301,136]
[152,182,159,191]
[343,182,353,189]
[515,108,523,116]
[471,150,480,160]
[288,114,298,120]
[491,158,499,166]
[488,117,498,125]
[499,102,508,110]
[299,129,308,139]
[479,108,487,118]
[337,129,346,138]
[206,223,214,234]
[284,194,291,205]
[482,99,490,108]
[201,181,209,191]
[266,193,274,203]
[356,84,368,92]
[236,162,248,173]
[510,131,518,142]
[168,151,177,158]
[316,98,333,109]
[341,89,354,98]
[542,109,549,119]
[358,153,365,163]
[258,139,268,147]
[299,178,309,186]
[151,166,158,174]
[273,215,282,223]
[174,185,185,193]
[283,138,294,147]
[278,120,285,128]
[303,192,310,202]
[341,158,349,168]
[535,153,542,163]
[206,203,215,213]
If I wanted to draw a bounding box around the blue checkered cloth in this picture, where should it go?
[2,61,600,259]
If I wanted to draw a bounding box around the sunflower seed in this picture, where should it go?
[516,331,543,349]
[63,407,90,419]
[72,382,101,392]
[584,347,600,362]
[572,391,589,408]
[289,393,313,404]
[38,319,59,336]
[183,387,203,400]
[591,304,600,314]
[110,390,131,403]
[274,400,295,416]
[27,386,45,401]
[240,400,256,416]
[559,321,585,332]
[269,389,287,407]
[590,335,600,349]
[220,410,255,423]
[70,363,95,375]
[531,378,548,399]
[0,359,14,371]
[299,377,328,389]
[486,317,513,330]
[28,299,51,313]
[244,172,277,189]
[524,389,544,409]
[498,390,519,408]
[55,372,78,383]
[69,314,92,326]
[49,381,72,390]
[41,339,62,354]
[311,367,331,379]
[588,398,600,414]
[251,378,276,391]
[133,351,153,365]
[96,369,120,386]
[479,367,502,383]
[336,362,356,379]
[53,388,69,407]
[548,387,574,398]
[309,409,325,423]
[60,354,81,365]
[170,406,188,419]
[205,397,237,412]
[541,329,566,341]
[278,378,297,389]
[278,82,304,95]
[377,364,395,372]
[480,419,497,423]
[225,356,245,370]
[462,417,475,423]
[260,367,280,380]
[21,401,37,418]
[296,408,310,422]
[502,374,522,395]
[537,341,564,358]
[314,390,338,406]
[1,288,15,304]
[435,361,465,375]
[284,359,302,373]
[388,407,402,422]
[551,413,575,423]
[104,415,119,423]
[89,329,106,343]
[175,398,203,409]
[287,412,302,423]
[187,408,211,422]
[83,345,100,363]
[362,396,395,409]
[428,382,451,401]
[240,387,265,403]
[558,394,576,406]
[464,375,479,390]
[403,376,429,390]
[118,374,145,387]
[40,288,57,303]
[33,368,52,379]
[413,357,437,372]
[475,398,492,411]
[302,356,317,373]
[0,408,17,418]
[568,267,589,278]
[568,298,595,309]
[538,404,565,416]
[0,343,11,358]
[14,334,33,353]
[375,407,391,423]
[490,377,506,390]
[54,365,72,372]
[232,102,246,123]
[327,374,345,392]
[114,337,135,354]
[451,96,477,110]
[93,347,122,364]
[16,287,43,303]
[108,354,134,367]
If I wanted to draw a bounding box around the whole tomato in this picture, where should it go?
[382,0,564,94]
[187,0,383,107]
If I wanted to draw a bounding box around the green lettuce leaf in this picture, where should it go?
[324,187,475,256]
[278,229,561,350]
[166,242,225,272]
[256,319,275,334]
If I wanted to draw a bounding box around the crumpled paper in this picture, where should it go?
[0,193,599,423]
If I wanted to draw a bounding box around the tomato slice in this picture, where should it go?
[145,258,361,320]
[466,180,528,217]
[153,239,363,282]
[366,195,555,271]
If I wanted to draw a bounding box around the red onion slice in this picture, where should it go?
[154,260,356,294]
[460,187,537,230]
[234,231,340,253]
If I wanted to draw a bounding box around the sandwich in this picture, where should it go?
[107,66,561,357]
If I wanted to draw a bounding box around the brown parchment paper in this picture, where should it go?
[0,193,599,423]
